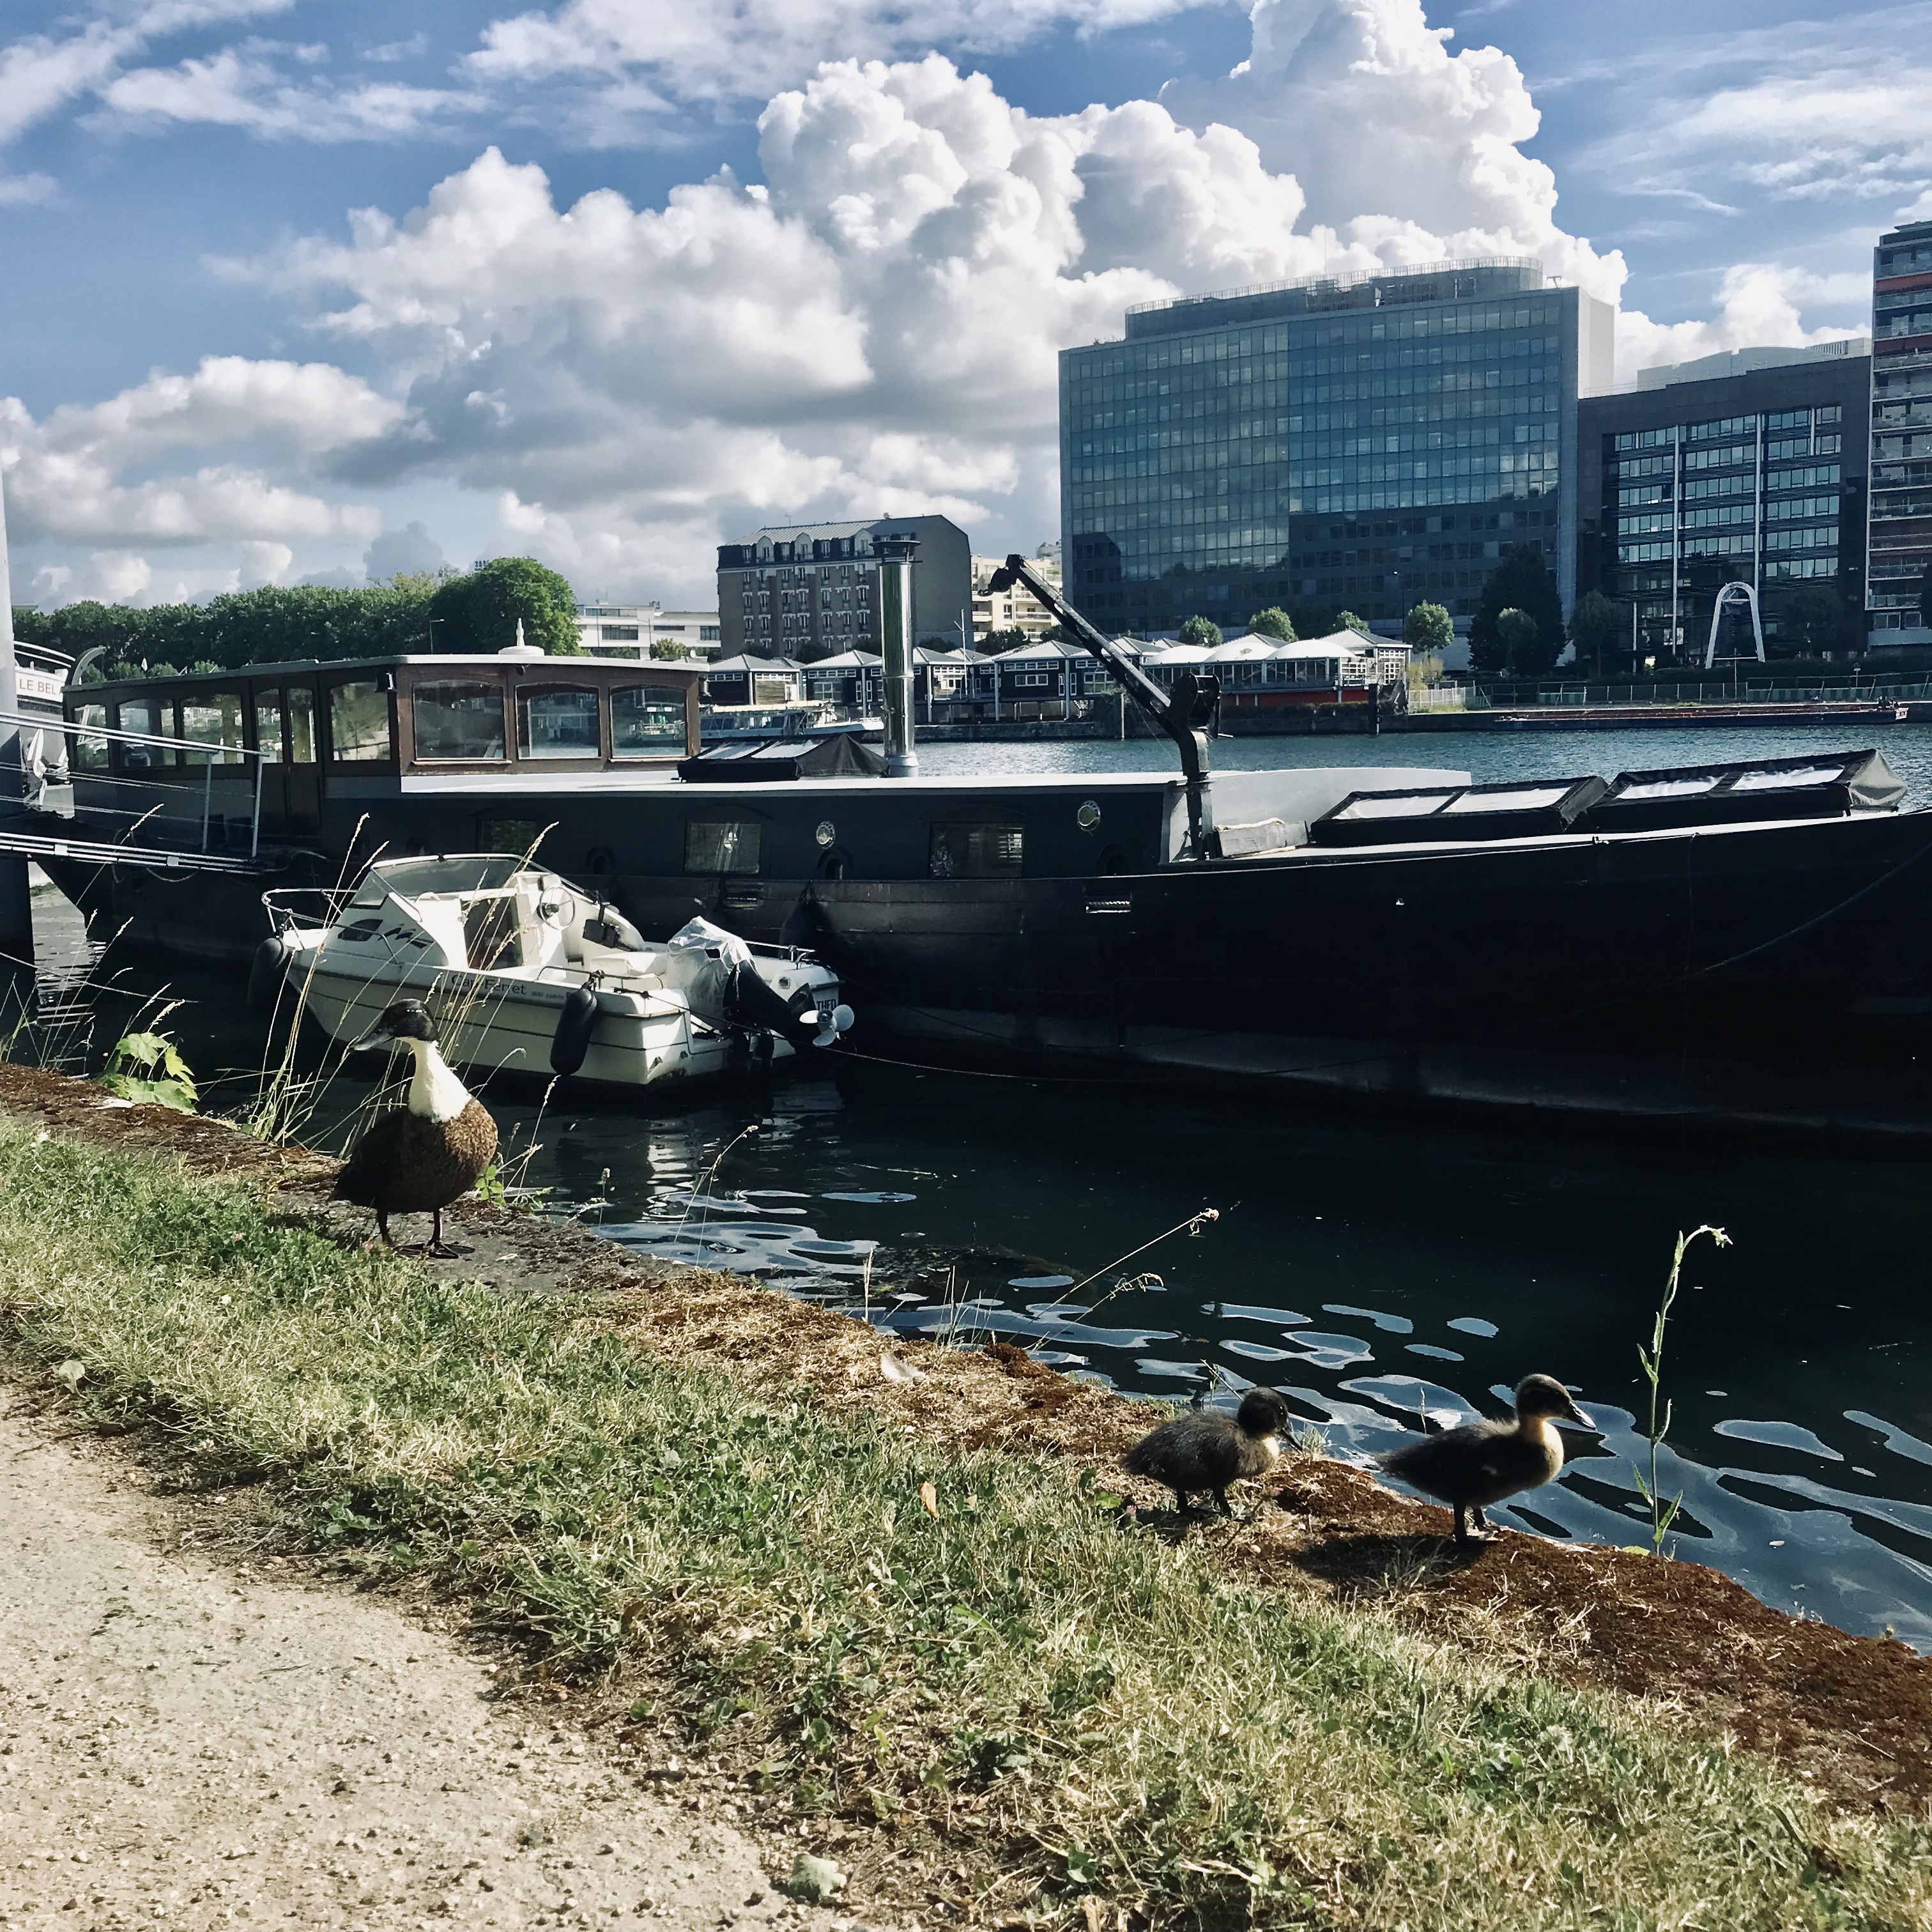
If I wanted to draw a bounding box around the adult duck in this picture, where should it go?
[332,1000,498,1256]
[1377,1374,1590,1545]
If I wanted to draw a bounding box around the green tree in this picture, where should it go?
[1333,610,1371,636]
[1177,615,1223,648]
[1493,608,1539,673]
[1779,583,1848,657]
[1567,588,1623,676]
[1470,544,1564,675]
[982,627,1028,652]
[650,638,689,660]
[427,558,580,656]
[1246,606,1297,641]
[1401,602,1453,656]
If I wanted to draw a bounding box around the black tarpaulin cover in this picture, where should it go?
[677,733,889,782]
[1583,747,1906,832]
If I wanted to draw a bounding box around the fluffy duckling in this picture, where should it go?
[1377,1374,1590,1545]
[1123,1388,1291,1517]
[332,1000,498,1256]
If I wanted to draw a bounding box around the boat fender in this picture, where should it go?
[551,983,601,1077]
[247,935,291,1013]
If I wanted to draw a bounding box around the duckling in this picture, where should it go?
[1122,1388,1291,1518]
[331,1000,498,1257]
[1377,1374,1590,1545]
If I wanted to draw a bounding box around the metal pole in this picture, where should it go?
[876,534,919,778]
[251,748,264,859]
[201,756,213,852]
[0,460,33,964]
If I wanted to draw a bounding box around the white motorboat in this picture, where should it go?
[256,855,854,1089]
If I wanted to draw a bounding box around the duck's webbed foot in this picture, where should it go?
[1452,1505,1494,1546]
[420,1209,472,1261]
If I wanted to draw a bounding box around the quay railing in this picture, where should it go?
[0,707,275,868]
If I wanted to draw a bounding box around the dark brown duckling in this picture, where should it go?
[332,1000,498,1257]
[1123,1388,1291,1517]
[1377,1373,1590,1545]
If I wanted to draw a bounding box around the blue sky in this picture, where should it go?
[1,0,1924,609]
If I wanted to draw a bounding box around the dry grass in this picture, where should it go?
[3,1117,1931,1929]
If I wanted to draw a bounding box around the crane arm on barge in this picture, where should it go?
[985,552,1218,859]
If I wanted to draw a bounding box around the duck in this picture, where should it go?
[1122,1388,1291,1517]
[331,1000,498,1257]
[1376,1374,1591,1545]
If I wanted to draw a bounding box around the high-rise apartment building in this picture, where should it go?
[1577,342,1869,663]
[1059,259,1614,635]
[714,515,971,661]
[1869,220,1932,640]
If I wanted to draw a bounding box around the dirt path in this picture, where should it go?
[0,1401,809,1932]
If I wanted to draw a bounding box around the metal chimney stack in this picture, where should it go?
[874,533,919,779]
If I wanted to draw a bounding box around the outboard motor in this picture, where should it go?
[550,983,600,1077]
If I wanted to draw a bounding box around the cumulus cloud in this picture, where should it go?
[10,2,1883,604]
[364,519,446,580]
[1,356,394,549]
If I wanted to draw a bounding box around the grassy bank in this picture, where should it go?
[3,1121,1928,1929]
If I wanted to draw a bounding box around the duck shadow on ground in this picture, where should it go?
[1283,1526,1497,1597]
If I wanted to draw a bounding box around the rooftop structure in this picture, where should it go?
[572,604,720,661]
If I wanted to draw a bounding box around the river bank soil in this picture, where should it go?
[3,1058,1931,1925]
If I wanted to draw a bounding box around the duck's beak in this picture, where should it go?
[348,1020,397,1053]
[1559,1395,1592,1429]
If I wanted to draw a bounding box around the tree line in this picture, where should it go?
[13,558,583,680]
[1165,542,1890,682]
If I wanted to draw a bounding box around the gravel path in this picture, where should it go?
[0,1400,803,1931]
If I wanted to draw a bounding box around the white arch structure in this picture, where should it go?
[1704,579,1765,668]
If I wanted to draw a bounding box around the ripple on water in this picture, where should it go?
[1844,1410,1932,1469]
[1324,1303,1413,1335]
[1446,1316,1499,1338]
[822,1190,919,1204]
[1713,1419,1845,1462]
[1284,1330,1377,1370]
[1009,1273,1077,1290]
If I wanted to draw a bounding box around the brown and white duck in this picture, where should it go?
[1122,1388,1291,1518]
[331,1000,498,1256]
[1377,1373,1591,1545]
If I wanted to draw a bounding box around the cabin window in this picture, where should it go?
[114,696,164,772]
[70,704,109,774]
[518,686,599,760]
[478,816,545,858]
[684,820,761,875]
[411,680,504,762]
[930,822,1023,878]
[255,691,284,763]
[329,681,394,763]
[180,692,245,765]
[463,896,525,971]
[752,673,792,704]
[611,684,686,756]
[288,687,317,764]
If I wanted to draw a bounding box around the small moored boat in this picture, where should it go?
[257,854,853,1089]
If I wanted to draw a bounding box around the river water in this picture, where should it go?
[24,719,1932,1648]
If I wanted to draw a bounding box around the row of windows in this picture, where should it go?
[1612,405,1842,454]
[682,819,1027,881]
[72,680,687,772]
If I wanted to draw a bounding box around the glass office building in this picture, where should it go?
[1869,219,1932,638]
[1059,259,1614,634]
[1577,343,1869,663]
